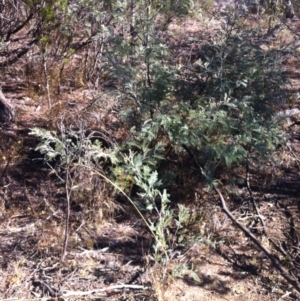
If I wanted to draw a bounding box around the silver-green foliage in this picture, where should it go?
[122,146,192,265]
[108,6,293,180]
[30,125,194,268]
[29,126,118,169]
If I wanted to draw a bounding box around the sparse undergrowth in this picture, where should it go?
[1,1,300,300]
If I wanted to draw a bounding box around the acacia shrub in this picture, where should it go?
[108,7,294,186]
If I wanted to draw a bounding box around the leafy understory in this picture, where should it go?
[1,0,300,300]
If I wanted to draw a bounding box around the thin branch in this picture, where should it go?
[214,186,300,293]
[42,50,52,109]
[61,170,71,262]
[61,284,150,297]
[246,157,297,270]
[182,144,300,293]
[246,157,267,235]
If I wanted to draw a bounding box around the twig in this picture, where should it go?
[278,291,292,300]
[214,186,300,293]
[61,170,71,262]
[182,144,300,293]
[246,157,297,270]
[286,142,300,170]
[2,297,49,301]
[46,162,64,182]
[0,157,11,185]
[42,50,51,109]
[77,246,110,255]
[34,280,60,297]
[245,157,267,236]
[0,221,41,234]
[61,284,150,297]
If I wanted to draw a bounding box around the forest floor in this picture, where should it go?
[1,13,300,301]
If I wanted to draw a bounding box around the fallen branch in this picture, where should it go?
[182,144,300,293]
[61,164,71,262]
[61,284,150,297]
[246,157,297,271]
[246,157,267,235]
[214,186,300,292]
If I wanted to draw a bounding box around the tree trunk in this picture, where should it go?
[0,87,14,124]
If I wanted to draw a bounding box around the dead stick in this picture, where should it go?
[246,157,267,235]
[214,186,300,292]
[62,284,150,297]
[61,170,71,262]
[182,144,300,293]
[246,159,296,269]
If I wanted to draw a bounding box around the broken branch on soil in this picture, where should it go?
[214,186,300,293]
[61,169,71,262]
[182,144,300,294]
[246,158,298,271]
[61,284,151,297]
[246,157,267,235]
